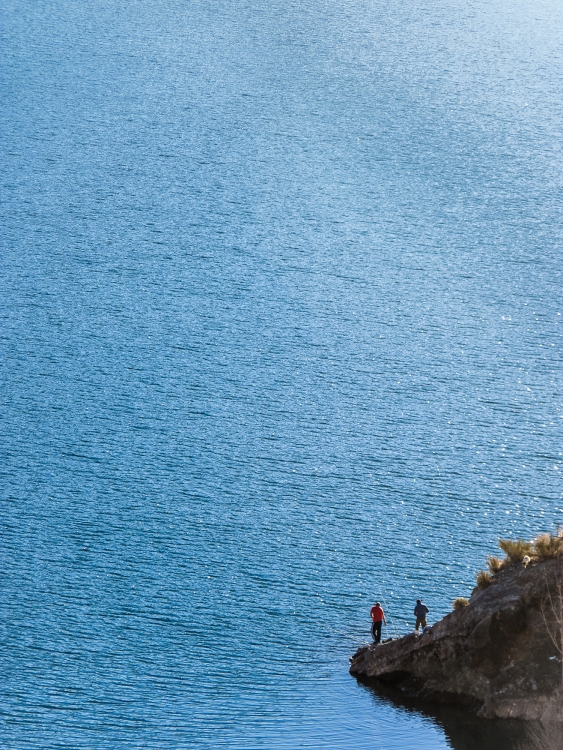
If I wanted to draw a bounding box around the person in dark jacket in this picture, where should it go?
[414,599,429,632]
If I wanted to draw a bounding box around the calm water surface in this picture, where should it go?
[2,0,562,747]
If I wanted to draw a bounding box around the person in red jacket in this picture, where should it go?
[370,601,387,644]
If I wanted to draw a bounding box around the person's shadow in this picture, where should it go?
[356,676,544,750]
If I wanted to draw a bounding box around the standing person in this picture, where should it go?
[370,601,387,644]
[414,599,429,632]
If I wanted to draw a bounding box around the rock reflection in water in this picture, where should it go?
[358,679,530,750]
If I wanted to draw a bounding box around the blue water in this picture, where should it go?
[2,0,562,747]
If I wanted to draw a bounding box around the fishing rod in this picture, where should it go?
[381,594,400,640]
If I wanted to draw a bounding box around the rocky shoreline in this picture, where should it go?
[350,554,563,721]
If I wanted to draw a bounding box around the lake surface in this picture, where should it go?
[2,0,562,747]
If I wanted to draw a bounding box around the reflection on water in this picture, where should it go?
[358,679,530,750]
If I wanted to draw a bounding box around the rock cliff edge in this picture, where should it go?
[350,556,563,720]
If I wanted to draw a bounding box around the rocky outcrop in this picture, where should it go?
[350,557,563,720]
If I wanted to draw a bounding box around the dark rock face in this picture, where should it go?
[350,557,563,720]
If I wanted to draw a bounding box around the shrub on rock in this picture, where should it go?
[476,570,493,588]
[487,555,505,574]
[498,538,533,564]
[453,597,469,610]
[533,533,562,560]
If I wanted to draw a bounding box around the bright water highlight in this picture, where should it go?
[2,0,562,747]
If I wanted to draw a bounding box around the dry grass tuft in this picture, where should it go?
[453,597,469,610]
[533,533,563,561]
[487,555,506,574]
[476,570,493,588]
[498,538,533,564]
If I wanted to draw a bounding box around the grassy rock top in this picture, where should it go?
[350,533,563,721]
